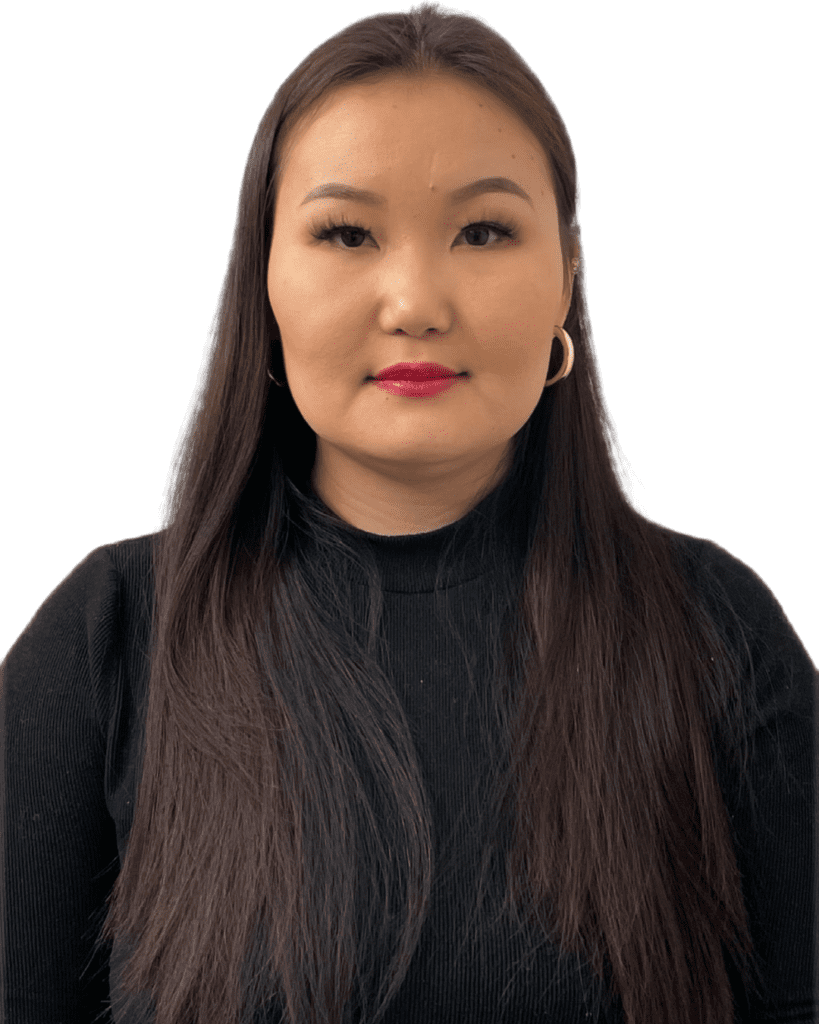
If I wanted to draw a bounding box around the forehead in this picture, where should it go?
[276,73,554,203]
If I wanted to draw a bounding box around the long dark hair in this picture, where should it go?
[94,5,773,1023]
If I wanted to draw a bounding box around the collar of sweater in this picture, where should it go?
[305,486,522,595]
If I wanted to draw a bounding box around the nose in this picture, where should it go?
[376,265,452,340]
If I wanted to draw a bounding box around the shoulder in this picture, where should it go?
[2,531,163,723]
[658,525,794,630]
[72,530,160,588]
[657,524,816,707]
[659,524,761,586]
[16,531,160,637]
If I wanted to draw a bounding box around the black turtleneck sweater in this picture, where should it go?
[2,500,816,1023]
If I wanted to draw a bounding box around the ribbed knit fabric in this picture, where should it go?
[2,497,816,1023]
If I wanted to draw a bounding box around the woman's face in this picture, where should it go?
[267,73,575,519]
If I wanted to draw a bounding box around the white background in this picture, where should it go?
[2,0,817,662]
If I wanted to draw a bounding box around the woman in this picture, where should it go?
[2,5,815,1023]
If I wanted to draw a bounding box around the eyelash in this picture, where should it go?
[309,214,520,249]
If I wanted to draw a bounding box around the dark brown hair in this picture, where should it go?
[93,5,773,1022]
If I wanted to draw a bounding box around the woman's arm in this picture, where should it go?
[1,547,130,1024]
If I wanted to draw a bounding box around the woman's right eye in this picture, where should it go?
[311,222,371,248]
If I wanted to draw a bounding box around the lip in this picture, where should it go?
[370,376,467,398]
[371,361,463,381]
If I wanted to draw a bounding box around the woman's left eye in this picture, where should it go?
[461,222,517,246]
[310,219,519,249]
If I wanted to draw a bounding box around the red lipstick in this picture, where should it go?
[368,361,468,398]
[372,362,461,381]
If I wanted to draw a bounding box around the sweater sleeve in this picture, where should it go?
[689,539,818,1023]
[1,546,125,1024]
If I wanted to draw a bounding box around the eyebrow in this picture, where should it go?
[300,175,533,209]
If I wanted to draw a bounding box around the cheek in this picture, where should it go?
[278,330,366,436]
[474,304,553,376]
[284,376,348,447]
[271,289,360,380]
[473,265,559,335]
[267,243,328,338]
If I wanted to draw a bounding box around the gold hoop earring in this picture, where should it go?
[544,326,574,387]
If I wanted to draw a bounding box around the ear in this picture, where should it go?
[558,253,578,325]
